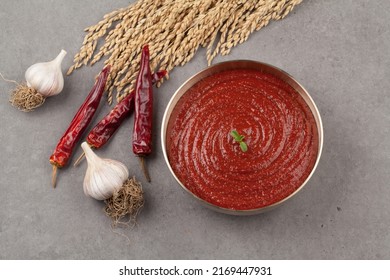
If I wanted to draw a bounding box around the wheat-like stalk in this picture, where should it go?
[68,0,303,104]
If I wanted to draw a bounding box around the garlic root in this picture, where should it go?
[9,84,45,112]
[104,177,144,227]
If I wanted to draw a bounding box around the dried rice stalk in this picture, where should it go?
[68,0,302,104]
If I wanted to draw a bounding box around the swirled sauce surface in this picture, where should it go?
[167,69,318,210]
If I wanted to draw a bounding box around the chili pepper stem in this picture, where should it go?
[73,151,86,167]
[52,165,58,188]
[138,156,151,182]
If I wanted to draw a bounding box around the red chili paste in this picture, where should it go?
[166,69,318,210]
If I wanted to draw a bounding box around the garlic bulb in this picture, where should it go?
[9,49,67,112]
[25,49,66,97]
[81,142,129,200]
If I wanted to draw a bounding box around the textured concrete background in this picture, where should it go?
[0,0,389,259]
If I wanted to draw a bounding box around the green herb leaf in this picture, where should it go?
[230,129,248,152]
[239,141,248,152]
[230,130,240,140]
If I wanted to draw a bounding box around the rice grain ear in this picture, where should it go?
[68,0,303,104]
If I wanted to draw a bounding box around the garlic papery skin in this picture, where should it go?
[81,142,129,200]
[25,49,66,97]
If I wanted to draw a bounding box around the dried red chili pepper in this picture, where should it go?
[133,45,153,182]
[73,70,167,166]
[49,65,111,187]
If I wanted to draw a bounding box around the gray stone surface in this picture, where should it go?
[0,0,389,259]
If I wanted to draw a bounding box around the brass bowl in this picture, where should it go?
[161,60,323,215]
